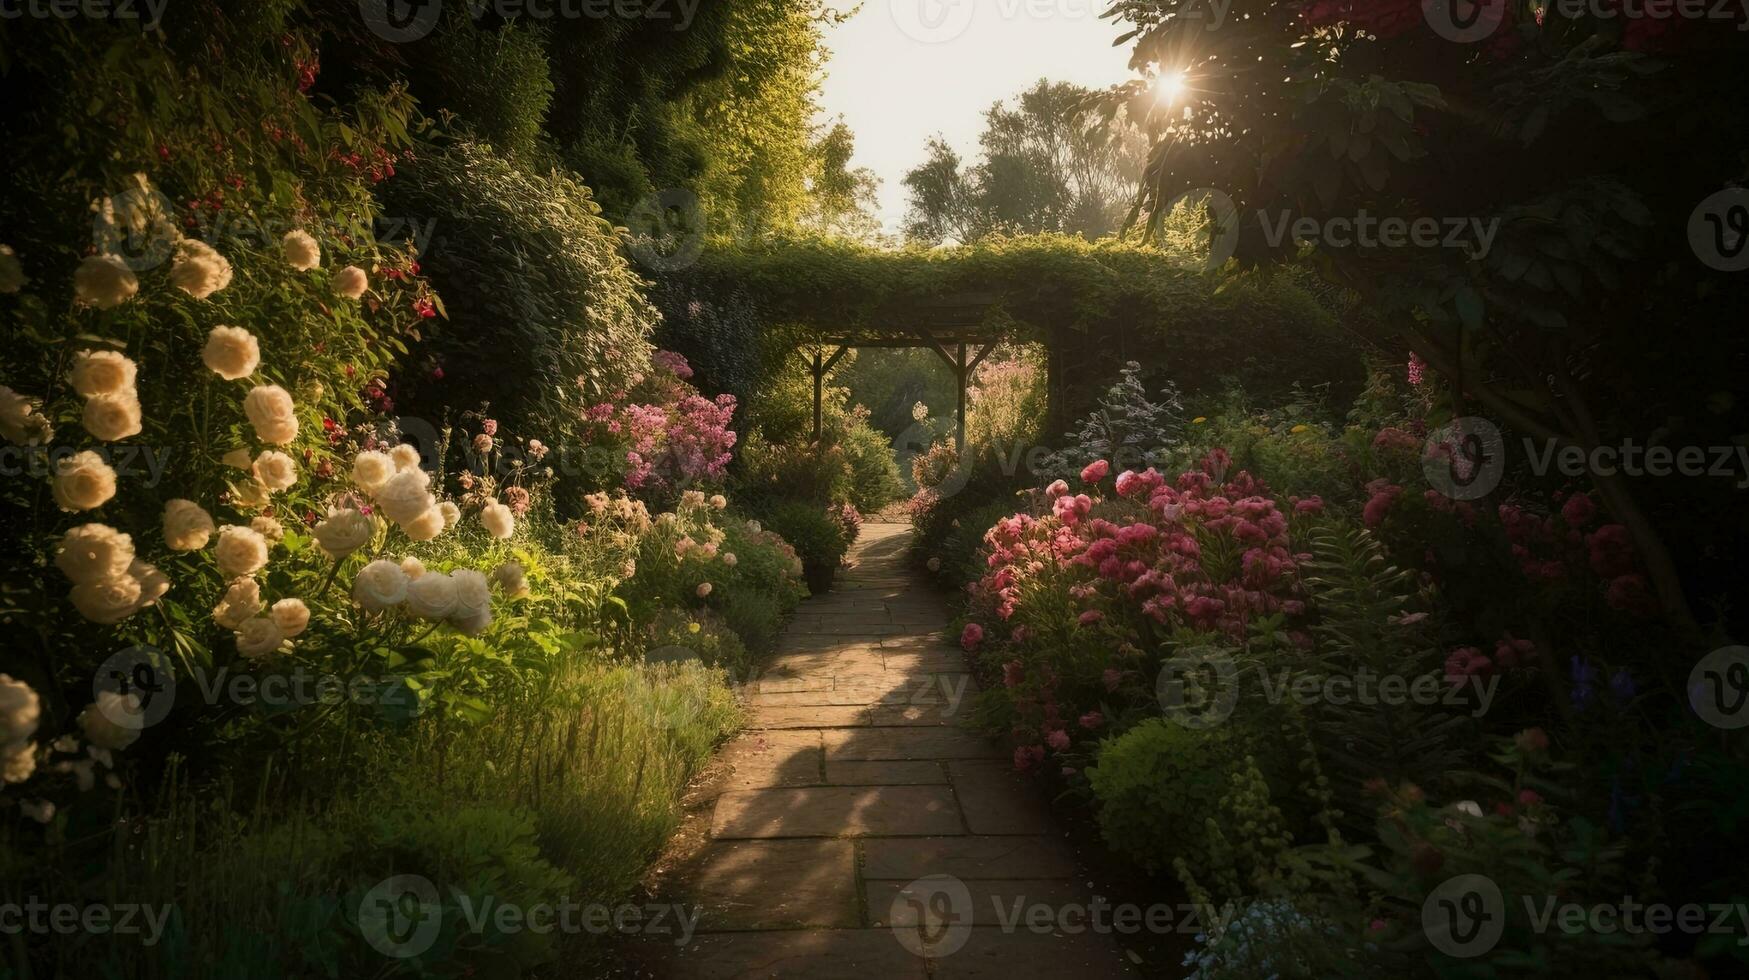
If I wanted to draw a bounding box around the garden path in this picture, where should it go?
[630,521,1137,978]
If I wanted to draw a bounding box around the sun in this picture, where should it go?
[1153,69,1189,108]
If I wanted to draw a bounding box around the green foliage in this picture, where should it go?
[378,140,657,450]
[406,15,556,160]
[840,347,957,440]
[758,500,848,591]
[836,418,905,513]
[735,431,853,505]
[1039,359,1184,477]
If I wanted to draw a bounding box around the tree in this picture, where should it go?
[1108,0,1749,628]
[901,80,1148,243]
[806,120,883,240]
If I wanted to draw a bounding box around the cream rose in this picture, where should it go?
[401,506,445,541]
[51,450,117,512]
[440,501,461,527]
[389,444,422,471]
[69,350,137,398]
[213,577,264,629]
[449,568,493,635]
[0,244,24,294]
[252,450,298,492]
[404,571,458,620]
[0,387,52,445]
[214,525,269,578]
[0,675,41,744]
[398,556,426,580]
[2,742,35,784]
[334,265,368,299]
[352,450,394,493]
[313,507,373,558]
[282,230,321,271]
[82,390,143,441]
[56,523,134,584]
[251,515,285,542]
[79,692,142,750]
[353,558,408,611]
[375,468,433,525]
[202,326,260,381]
[235,617,284,658]
[162,499,215,550]
[73,255,138,309]
[130,560,169,609]
[230,477,274,511]
[169,239,233,299]
[243,385,298,444]
[69,574,143,624]
[270,598,310,638]
[480,502,514,540]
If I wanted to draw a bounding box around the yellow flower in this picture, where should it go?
[1191,416,1207,424]
[1290,424,1308,434]
[687,622,701,634]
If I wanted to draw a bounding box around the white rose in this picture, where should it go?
[169,239,232,299]
[270,598,310,638]
[353,558,408,611]
[2,741,35,784]
[252,450,298,492]
[130,560,169,608]
[389,444,422,471]
[0,387,52,445]
[234,617,284,658]
[352,450,394,493]
[401,505,445,541]
[79,692,143,750]
[73,255,138,309]
[82,390,143,441]
[251,515,285,542]
[334,265,368,299]
[0,244,25,294]
[69,574,142,624]
[69,350,137,398]
[480,502,514,539]
[404,571,458,620]
[56,523,134,584]
[282,230,321,271]
[212,577,263,628]
[202,326,260,381]
[491,561,529,598]
[0,675,41,743]
[449,568,492,634]
[243,385,298,444]
[375,468,433,524]
[313,507,374,558]
[51,450,117,512]
[440,501,460,527]
[162,499,215,550]
[214,525,269,578]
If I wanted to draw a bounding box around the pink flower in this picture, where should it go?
[1517,789,1543,806]
[1444,646,1493,681]
[1493,632,1535,669]
[960,622,985,651]
[1002,660,1024,688]
[1605,573,1655,614]
[1045,479,1069,500]
[1013,745,1045,772]
[1293,496,1324,515]
[1077,609,1103,625]
[1080,459,1110,483]
[481,418,498,436]
[1586,524,1635,578]
[1560,491,1596,528]
[695,582,713,598]
[1363,483,1402,527]
[1078,711,1103,730]
[1046,730,1071,751]
[1101,668,1122,691]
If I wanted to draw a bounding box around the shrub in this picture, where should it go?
[759,501,849,594]
[734,431,853,505]
[1086,718,1259,880]
[405,15,556,160]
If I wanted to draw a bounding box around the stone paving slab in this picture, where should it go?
[823,727,1006,761]
[683,840,860,929]
[929,928,1138,978]
[949,761,1058,835]
[859,836,1079,880]
[824,760,947,785]
[711,786,964,838]
[632,929,929,979]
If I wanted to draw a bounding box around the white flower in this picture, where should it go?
[222,447,254,470]
[401,506,446,541]
[213,577,263,629]
[243,385,298,444]
[214,525,269,578]
[480,501,514,539]
[230,477,273,512]
[313,507,373,558]
[0,244,25,294]
[746,520,761,534]
[69,350,137,398]
[19,797,53,822]
[56,523,134,584]
[51,450,117,512]
[334,265,368,299]
[3,742,36,785]
[202,326,260,381]
[235,617,284,658]
[404,571,458,620]
[282,230,321,270]
[250,515,285,542]
[439,501,461,527]
[163,498,215,550]
[73,255,138,309]
[0,387,52,445]
[69,574,142,623]
[709,494,727,510]
[252,450,298,492]
[270,598,310,638]
[449,568,492,635]
[130,560,169,609]
[352,450,394,493]
[82,390,143,441]
[1453,800,1484,819]
[722,552,737,567]
[0,675,41,744]
[169,239,232,299]
[353,558,408,611]
[491,561,529,598]
[389,444,422,471]
[375,468,434,525]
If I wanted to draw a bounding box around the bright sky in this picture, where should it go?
[816,0,1137,236]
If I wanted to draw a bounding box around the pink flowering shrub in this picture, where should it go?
[579,350,737,501]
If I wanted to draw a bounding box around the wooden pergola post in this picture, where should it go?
[804,345,850,444]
